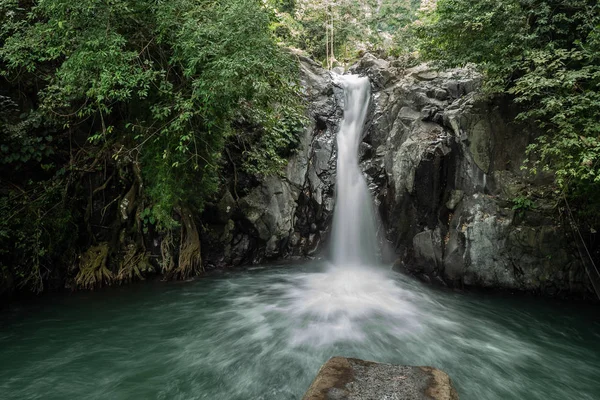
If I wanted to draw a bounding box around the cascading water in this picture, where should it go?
[263,73,422,348]
[331,75,379,267]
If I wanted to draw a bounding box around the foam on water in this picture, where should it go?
[280,73,416,346]
[280,265,422,346]
[2,264,600,400]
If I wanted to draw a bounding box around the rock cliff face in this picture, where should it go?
[201,55,341,267]
[356,54,590,296]
[201,53,592,298]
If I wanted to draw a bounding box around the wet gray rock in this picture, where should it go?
[237,176,297,257]
[348,53,396,90]
[303,357,458,400]
[201,52,591,297]
[413,229,443,275]
[352,54,590,297]
[202,53,340,266]
[215,190,236,224]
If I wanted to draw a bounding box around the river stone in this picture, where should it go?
[416,70,439,81]
[303,357,458,400]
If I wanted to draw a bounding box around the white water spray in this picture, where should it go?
[259,74,423,347]
[331,75,379,266]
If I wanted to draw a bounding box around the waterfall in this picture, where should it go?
[331,75,379,267]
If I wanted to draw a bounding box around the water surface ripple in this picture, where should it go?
[1,263,599,399]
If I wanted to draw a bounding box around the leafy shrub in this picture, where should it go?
[0,0,305,293]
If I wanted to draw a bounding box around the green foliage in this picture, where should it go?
[0,0,305,293]
[1,0,302,227]
[512,195,536,214]
[417,0,600,220]
[269,0,421,64]
[0,109,56,166]
[241,102,307,176]
[0,174,77,293]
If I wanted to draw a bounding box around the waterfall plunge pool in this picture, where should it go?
[1,262,599,400]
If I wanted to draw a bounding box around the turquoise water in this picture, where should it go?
[1,262,599,399]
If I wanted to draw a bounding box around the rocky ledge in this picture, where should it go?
[198,52,594,299]
[303,357,458,400]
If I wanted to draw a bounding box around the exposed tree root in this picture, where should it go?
[160,230,176,276]
[159,207,203,280]
[119,183,137,221]
[176,206,203,279]
[116,244,153,284]
[75,243,113,289]
[74,159,202,288]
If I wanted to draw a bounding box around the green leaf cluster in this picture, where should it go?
[512,195,536,216]
[0,173,77,293]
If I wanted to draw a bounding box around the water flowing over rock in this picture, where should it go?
[201,53,592,298]
[331,75,379,267]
